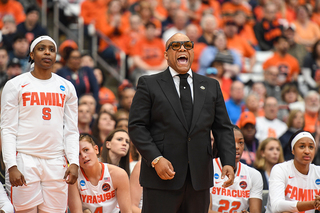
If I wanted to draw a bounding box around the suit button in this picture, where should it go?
[188,137,191,141]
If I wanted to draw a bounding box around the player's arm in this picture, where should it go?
[68,181,83,213]
[248,198,262,213]
[130,161,142,213]
[63,83,79,184]
[1,81,26,187]
[268,165,298,212]
[248,169,263,213]
[110,165,132,213]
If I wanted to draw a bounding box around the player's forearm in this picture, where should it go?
[297,201,317,212]
[1,131,17,170]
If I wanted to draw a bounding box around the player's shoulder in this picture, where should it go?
[241,163,262,179]
[52,73,76,90]
[310,163,320,175]
[3,72,30,90]
[272,160,291,174]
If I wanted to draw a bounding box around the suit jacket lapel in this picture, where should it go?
[190,73,207,132]
[157,69,189,131]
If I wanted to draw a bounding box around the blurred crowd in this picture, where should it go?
[1,0,320,210]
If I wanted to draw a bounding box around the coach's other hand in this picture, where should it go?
[64,163,79,184]
[154,157,175,180]
[9,166,27,187]
[221,165,235,188]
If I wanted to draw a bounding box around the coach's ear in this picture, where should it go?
[164,51,168,60]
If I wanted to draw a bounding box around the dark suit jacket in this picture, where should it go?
[128,68,235,191]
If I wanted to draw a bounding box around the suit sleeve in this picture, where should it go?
[211,80,235,168]
[128,77,162,167]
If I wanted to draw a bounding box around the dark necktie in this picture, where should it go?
[179,73,193,130]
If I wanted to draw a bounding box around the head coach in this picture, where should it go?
[128,33,236,213]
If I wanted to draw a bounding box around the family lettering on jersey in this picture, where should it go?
[22,92,66,107]
[285,184,320,201]
[81,190,116,204]
[211,187,250,198]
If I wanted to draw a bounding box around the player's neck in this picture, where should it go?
[293,159,310,175]
[31,68,52,80]
[83,162,102,186]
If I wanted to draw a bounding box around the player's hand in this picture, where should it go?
[314,195,320,210]
[64,163,79,184]
[8,166,27,187]
[154,157,175,180]
[221,165,235,188]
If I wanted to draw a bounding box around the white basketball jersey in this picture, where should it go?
[1,72,79,169]
[78,163,119,213]
[210,158,263,212]
[266,160,320,213]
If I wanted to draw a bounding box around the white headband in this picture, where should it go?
[291,132,316,150]
[30,36,57,53]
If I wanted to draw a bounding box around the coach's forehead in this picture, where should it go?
[166,33,190,48]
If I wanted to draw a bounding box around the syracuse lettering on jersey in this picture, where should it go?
[22,92,66,107]
[211,187,250,198]
[81,190,116,204]
[285,184,320,201]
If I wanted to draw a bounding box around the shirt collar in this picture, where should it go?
[169,67,193,78]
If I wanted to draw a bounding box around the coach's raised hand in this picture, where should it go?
[64,164,79,184]
[8,166,27,187]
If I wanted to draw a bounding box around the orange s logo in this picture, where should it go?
[42,107,51,120]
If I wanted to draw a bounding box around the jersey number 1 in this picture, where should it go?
[42,107,51,120]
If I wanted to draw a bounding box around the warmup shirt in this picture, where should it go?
[210,158,263,212]
[266,160,320,213]
[78,163,119,213]
[1,72,79,169]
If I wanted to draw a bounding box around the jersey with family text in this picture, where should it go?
[78,163,119,213]
[1,72,79,170]
[266,160,320,213]
[211,158,263,212]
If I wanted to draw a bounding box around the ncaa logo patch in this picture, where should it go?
[102,183,111,192]
[316,179,320,185]
[60,85,65,91]
[239,181,247,189]
[80,180,86,186]
[214,173,219,179]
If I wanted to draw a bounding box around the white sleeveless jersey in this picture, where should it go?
[78,163,119,213]
[266,160,320,213]
[1,72,79,169]
[210,158,263,212]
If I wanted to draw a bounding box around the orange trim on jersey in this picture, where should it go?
[80,162,105,181]
[236,162,241,177]
[215,158,222,172]
[80,167,90,181]
[10,186,13,204]
[99,162,105,181]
